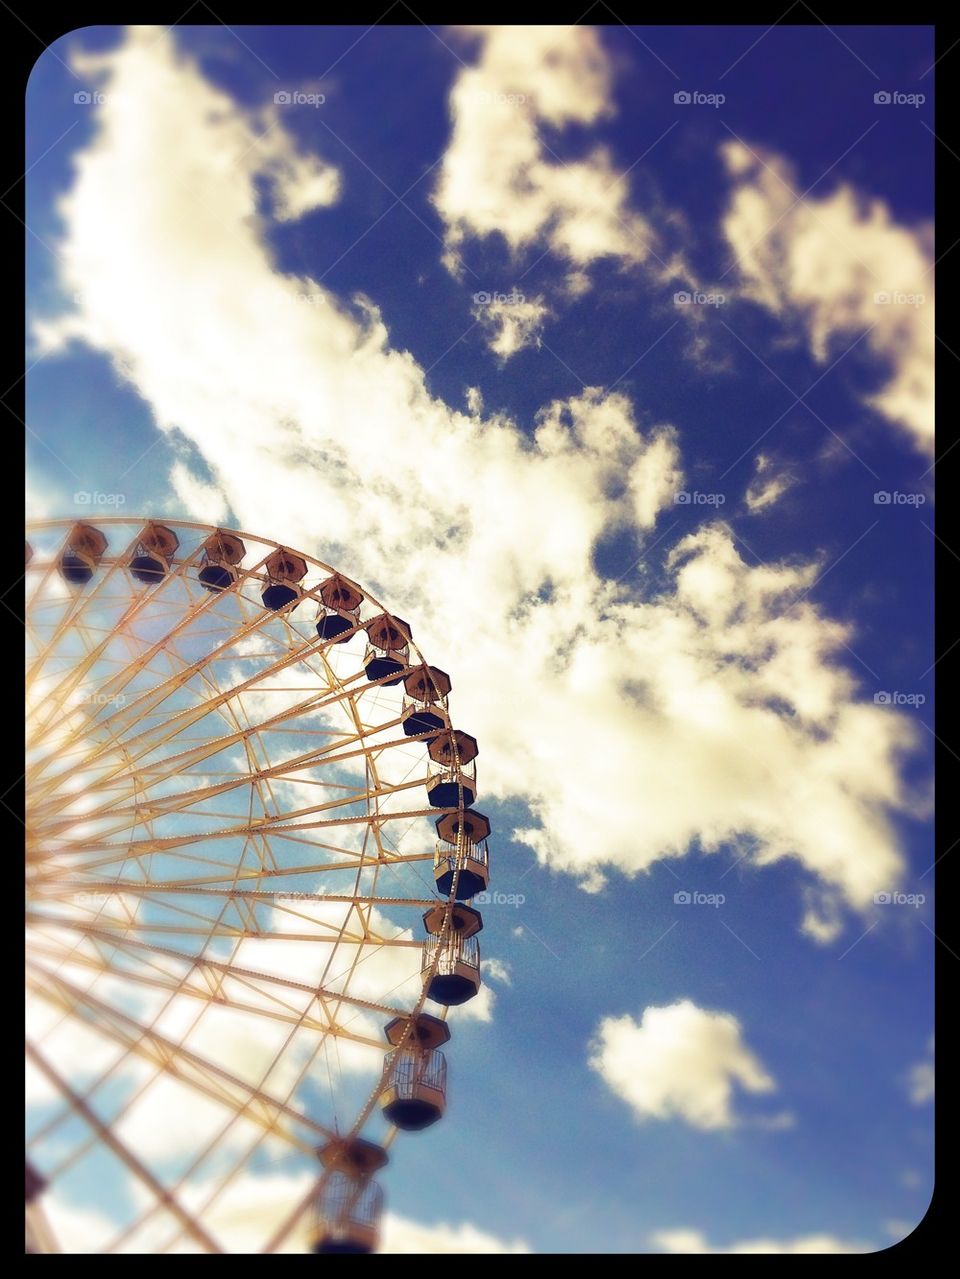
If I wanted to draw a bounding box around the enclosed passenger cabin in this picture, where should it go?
[24,1160,48,1256]
[428,728,479,769]
[58,522,107,586]
[434,809,491,900]
[422,902,482,1007]
[426,766,476,809]
[315,573,363,643]
[25,1161,46,1204]
[425,731,478,807]
[403,695,452,746]
[400,665,452,741]
[309,1138,387,1255]
[261,548,307,612]
[403,664,451,704]
[402,701,450,741]
[130,523,179,584]
[379,1014,449,1132]
[198,530,245,592]
[363,614,412,686]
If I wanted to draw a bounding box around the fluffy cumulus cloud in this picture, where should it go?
[722,140,934,453]
[36,26,923,938]
[472,289,550,359]
[29,899,509,1251]
[432,26,665,287]
[28,906,390,1166]
[745,452,796,513]
[169,458,229,524]
[589,1000,778,1130]
[382,1214,530,1254]
[907,1035,934,1105]
[43,1177,529,1254]
[651,1228,872,1254]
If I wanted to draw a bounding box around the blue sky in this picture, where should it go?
[25,24,934,1254]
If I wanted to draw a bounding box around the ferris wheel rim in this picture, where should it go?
[25,516,485,1254]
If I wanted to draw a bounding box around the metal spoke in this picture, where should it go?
[26,518,478,1255]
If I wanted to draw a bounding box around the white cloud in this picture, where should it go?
[651,1228,871,1254]
[433,26,661,287]
[798,885,845,946]
[34,25,925,931]
[44,1176,530,1254]
[25,962,147,1105]
[482,956,512,985]
[589,1000,777,1131]
[42,1195,120,1253]
[745,452,795,513]
[884,1219,919,1242]
[382,1213,530,1254]
[444,952,512,1024]
[28,894,427,1176]
[473,291,550,359]
[26,478,63,521]
[722,140,934,453]
[169,458,229,524]
[907,1035,934,1105]
[77,29,340,225]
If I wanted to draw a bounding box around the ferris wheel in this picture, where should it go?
[24,517,493,1255]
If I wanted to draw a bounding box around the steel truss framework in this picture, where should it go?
[25,518,480,1254]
